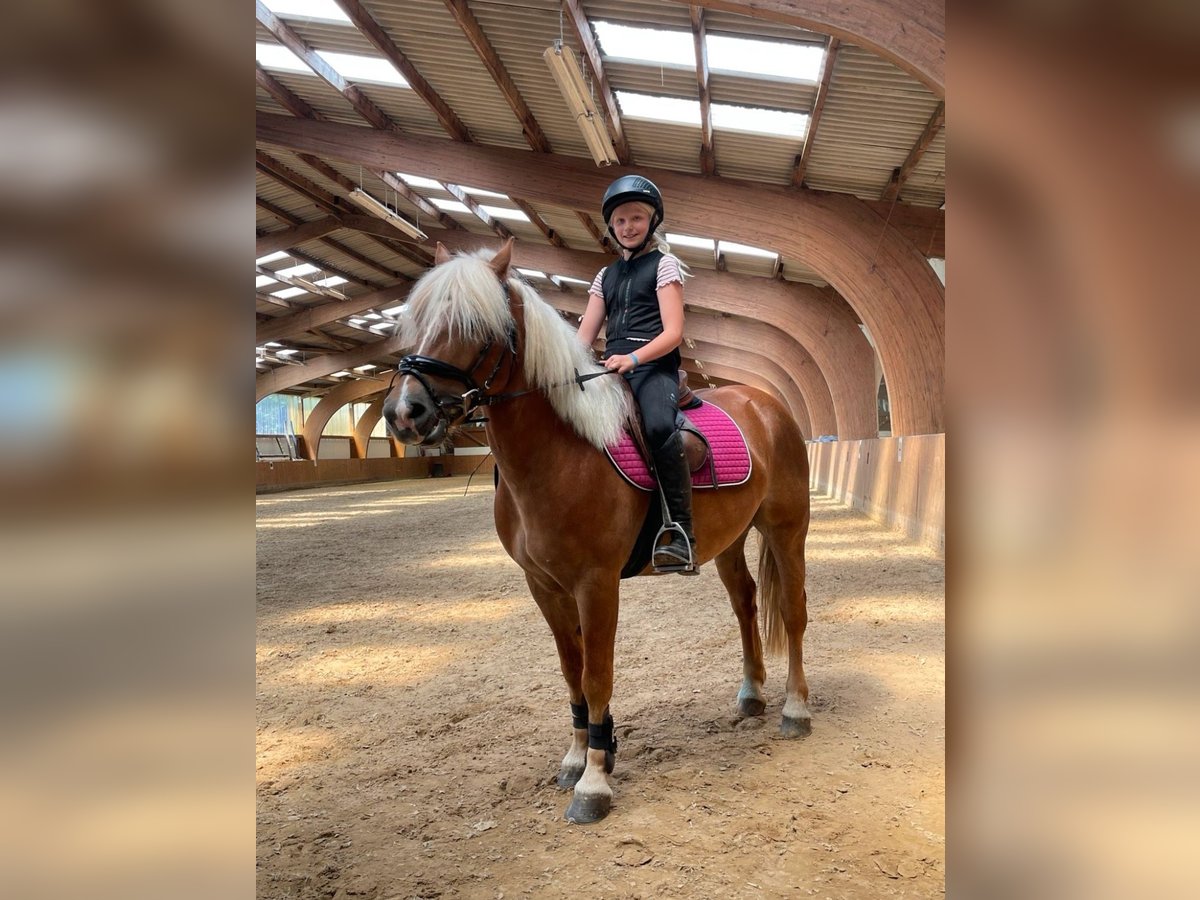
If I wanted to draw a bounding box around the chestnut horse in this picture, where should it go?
[384,239,812,824]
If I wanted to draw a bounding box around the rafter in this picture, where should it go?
[562,0,632,165]
[256,151,430,269]
[334,0,472,142]
[255,1,393,131]
[689,7,716,176]
[576,211,616,254]
[442,0,551,153]
[792,37,839,187]
[256,284,411,345]
[510,198,566,248]
[256,197,383,289]
[882,101,945,202]
[256,217,342,258]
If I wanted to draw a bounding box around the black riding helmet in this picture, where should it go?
[601,175,664,253]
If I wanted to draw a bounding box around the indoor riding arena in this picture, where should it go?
[256,1,945,897]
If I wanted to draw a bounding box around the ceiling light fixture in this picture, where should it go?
[256,265,346,300]
[544,42,618,167]
[348,188,428,241]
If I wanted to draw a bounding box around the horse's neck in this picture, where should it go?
[485,392,593,483]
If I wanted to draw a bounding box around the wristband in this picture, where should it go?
[629,353,640,366]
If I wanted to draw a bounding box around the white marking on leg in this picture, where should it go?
[572,748,613,802]
[782,695,811,721]
[560,728,587,774]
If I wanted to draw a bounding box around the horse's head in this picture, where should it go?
[383,239,518,446]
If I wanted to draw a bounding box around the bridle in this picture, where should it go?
[390,319,521,429]
[389,282,619,433]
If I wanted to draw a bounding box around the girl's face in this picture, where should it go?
[609,201,652,250]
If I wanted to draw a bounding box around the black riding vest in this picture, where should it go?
[601,250,664,346]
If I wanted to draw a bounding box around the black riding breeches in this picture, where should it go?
[627,361,680,452]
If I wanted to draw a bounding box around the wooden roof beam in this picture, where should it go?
[256,197,383,289]
[689,7,716,176]
[256,1,394,131]
[256,151,430,269]
[335,0,472,142]
[510,199,566,249]
[576,211,616,254]
[443,0,551,153]
[882,101,945,202]
[562,0,633,165]
[792,37,839,188]
[256,217,342,258]
[256,283,411,345]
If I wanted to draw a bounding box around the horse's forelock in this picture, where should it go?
[408,249,513,343]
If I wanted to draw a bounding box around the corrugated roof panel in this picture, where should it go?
[900,130,946,207]
[621,119,703,172]
[327,230,425,280]
[712,130,799,184]
[337,1,532,148]
[709,72,816,114]
[468,0,613,163]
[778,256,828,287]
[803,45,941,202]
[701,11,825,45]
[606,61,696,99]
[256,68,368,126]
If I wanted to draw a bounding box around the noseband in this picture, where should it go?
[392,317,520,428]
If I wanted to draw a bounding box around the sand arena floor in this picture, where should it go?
[257,475,944,898]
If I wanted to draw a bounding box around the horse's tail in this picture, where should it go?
[756,531,788,656]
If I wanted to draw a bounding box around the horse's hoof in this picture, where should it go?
[738,696,766,718]
[557,765,584,790]
[564,791,611,824]
[780,715,812,738]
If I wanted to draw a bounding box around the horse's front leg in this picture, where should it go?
[522,572,588,788]
[564,573,621,825]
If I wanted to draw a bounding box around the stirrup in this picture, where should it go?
[652,522,699,575]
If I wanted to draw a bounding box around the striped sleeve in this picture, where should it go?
[589,267,607,296]
[656,255,683,289]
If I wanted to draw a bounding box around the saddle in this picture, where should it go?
[606,371,752,492]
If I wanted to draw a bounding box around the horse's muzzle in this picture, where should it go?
[383,379,450,446]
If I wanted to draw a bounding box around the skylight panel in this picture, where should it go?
[277,263,320,278]
[430,199,471,214]
[712,103,808,139]
[461,185,509,199]
[666,232,715,251]
[555,275,591,287]
[272,287,308,299]
[397,173,443,189]
[256,43,309,75]
[316,51,408,88]
[616,92,700,128]
[517,268,547,280]
[382,304,407,316]
[481,205,530,223]
[592,20,695,67]
[314,275,347,287]
[719,240,778,259]
[706,34,824,82]
[256,251,291,266]
[261,0,351,25]
[255,275,278,289]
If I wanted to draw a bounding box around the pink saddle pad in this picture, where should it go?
[605,400,752,491]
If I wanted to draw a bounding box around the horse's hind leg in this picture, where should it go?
[522,572,588,789]
[760,527,813,737]
[715,529,767,717]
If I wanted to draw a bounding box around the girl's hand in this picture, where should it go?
[604,354,638,374]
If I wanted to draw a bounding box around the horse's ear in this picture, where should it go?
[489,237,515,280]
[434,242,452,265]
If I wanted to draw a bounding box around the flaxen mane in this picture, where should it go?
[402,248,630,450]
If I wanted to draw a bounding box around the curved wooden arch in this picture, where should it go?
[544,291,830,435]
[351,394,392,458]
[425,231,875,438]
[255,118,939,434]
[682,355,811,439]
[299,378,388,460]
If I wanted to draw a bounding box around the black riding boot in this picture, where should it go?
[652,431,698,573]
